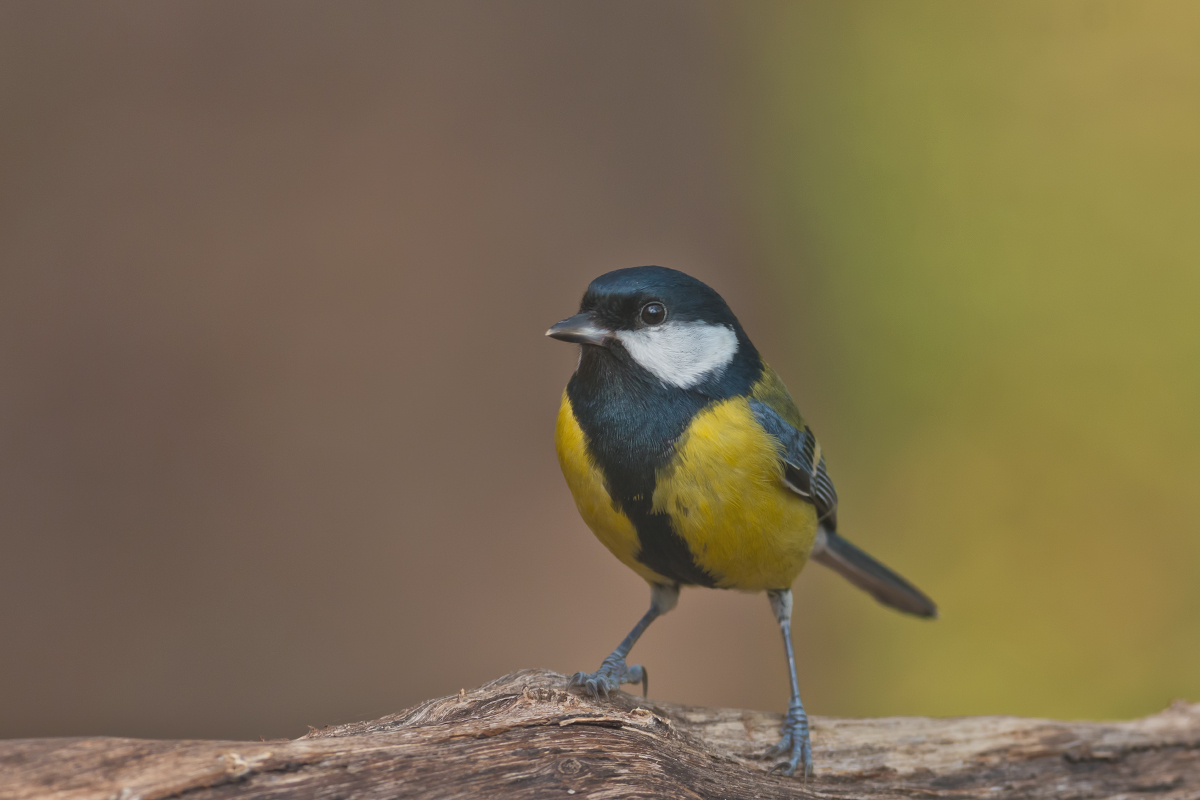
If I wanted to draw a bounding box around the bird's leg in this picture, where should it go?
[569,583,678,698]
[765,588,813,777]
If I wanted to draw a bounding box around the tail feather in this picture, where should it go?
[811,528,938,619]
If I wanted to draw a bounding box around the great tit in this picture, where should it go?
[547,266,936,776]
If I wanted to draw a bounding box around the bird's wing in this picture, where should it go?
[748,399,838,529]
[750,397,936,617]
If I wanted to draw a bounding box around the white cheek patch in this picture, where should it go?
[615,321,739,388]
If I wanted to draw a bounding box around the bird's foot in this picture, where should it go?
[568,656,647,698]
[766,700,813,778]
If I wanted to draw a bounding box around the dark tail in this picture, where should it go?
[811,528,938,619]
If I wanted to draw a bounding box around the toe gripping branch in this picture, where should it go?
[568,584,678,700]
[568,657,648,698]
[768,698,813,778]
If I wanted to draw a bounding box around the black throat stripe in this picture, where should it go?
[566,345,763,587]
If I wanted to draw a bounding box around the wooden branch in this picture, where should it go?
[3,670,1198,799]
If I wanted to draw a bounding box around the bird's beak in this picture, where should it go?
[546,312,611,346]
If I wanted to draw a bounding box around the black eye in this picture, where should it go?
[640,302,666,326]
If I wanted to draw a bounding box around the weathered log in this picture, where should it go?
[2,670,1197,799]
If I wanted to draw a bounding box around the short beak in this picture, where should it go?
[545,312,611,346]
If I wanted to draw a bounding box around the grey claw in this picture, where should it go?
[766,707,813,779]
[568,657,645,699]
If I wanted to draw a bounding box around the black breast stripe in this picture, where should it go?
[566,333,766,587]
[567,355,718,587]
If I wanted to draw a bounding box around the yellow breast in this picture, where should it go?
[652,397,819,591]
[555,387,818,592]
[554,392,672,585]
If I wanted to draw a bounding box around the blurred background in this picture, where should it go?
[1,1,1197,741]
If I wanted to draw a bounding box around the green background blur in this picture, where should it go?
[744,1,1200,719]
[1,1,1196,740]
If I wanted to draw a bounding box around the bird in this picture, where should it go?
[546,266,937,777]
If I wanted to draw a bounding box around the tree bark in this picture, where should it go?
[3,670,1197,799]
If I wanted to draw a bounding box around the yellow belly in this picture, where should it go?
[554,391,818,591]
[652,397,818,591]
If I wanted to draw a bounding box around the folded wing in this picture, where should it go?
[749,399,937,619]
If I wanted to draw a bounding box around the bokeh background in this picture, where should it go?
[2,1,1196,741]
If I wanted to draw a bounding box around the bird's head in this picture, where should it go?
[547,266,756,390]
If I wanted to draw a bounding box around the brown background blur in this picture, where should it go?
[2,2,1197,741]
